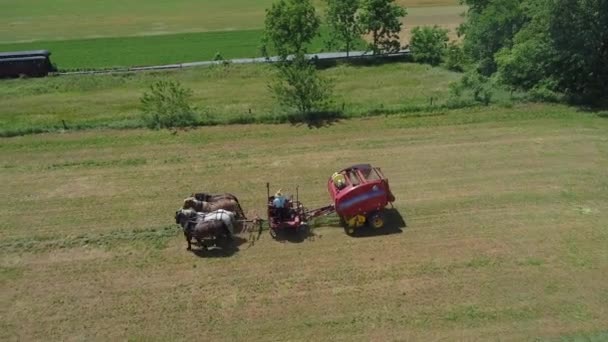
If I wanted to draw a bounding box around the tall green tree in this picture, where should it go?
[358,0,407,54]
[547,0,608,102]
[270,55,334,114]
[325,0,362,57]
[262,0,321,60]
[459,0,527,75]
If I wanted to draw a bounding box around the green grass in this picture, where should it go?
[0,62,467,137]
[1,105,607,340]
[0,30,267,70]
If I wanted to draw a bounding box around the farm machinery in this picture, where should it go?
[266,164,396,237]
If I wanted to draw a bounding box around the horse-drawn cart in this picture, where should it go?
[266,183,311,239]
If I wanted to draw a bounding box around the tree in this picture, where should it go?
[410,26,449,66]
[262,0,321,60]
[459,0,527,75]
[494,0,555,89]
[358,0,407,54]
[270,55,334,114]
[546,0,608,103]
[325,0,362,57]
[459,0,607,105]
[493,0,607,104]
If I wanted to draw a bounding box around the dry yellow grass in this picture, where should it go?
[1,104,607,340]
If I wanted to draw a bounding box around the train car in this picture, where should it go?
[0,50,55,78]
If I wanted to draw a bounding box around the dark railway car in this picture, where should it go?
[0,50,56,78]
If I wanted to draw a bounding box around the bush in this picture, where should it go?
[449,71,494,105]
[444,41,467,72]
[528,78,563,103]
[140,80,199,129]
[410,26,449,66]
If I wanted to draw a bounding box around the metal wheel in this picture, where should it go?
[269,226,278,239]
[368,211,385,229]
[299,223,310,239]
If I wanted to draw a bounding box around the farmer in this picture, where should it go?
[273,190,287,220]
[332,172,346,190]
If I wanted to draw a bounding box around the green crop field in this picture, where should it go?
[0,29,299,70]
[0,0,464,69]
[0,63,465,137]
[1,105,607,340]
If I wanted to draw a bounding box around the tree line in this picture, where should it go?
[459,0,607,105]
[139,0,606,129]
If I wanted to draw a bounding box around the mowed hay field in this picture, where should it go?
[0,0,464,69]
[2,105,607,340]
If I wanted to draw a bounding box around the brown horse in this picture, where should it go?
[183,197,245,219]
[175,209,232,250]
[192,192,239,203]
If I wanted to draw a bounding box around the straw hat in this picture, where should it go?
[275,189,282,197]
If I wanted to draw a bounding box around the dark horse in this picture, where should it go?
[175,209,233,251]
[192,192,239,203]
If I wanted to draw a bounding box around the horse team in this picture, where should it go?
[174,192,246,251]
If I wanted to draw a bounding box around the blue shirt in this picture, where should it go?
[273,196,286,208]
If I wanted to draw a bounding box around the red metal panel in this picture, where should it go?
[327,165,395,218]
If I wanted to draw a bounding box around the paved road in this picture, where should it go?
[59,49,411,75]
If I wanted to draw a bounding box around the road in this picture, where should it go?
[59,49,411,75]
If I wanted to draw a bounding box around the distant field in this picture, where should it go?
[0,30,265,70]
[1,105,607,340]
[0,63,463,136]
[1,0,461,43]
[0,0,277,43]
[0,0,464,69]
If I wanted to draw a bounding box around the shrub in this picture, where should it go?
[444,41,467,72]
[139,80,199,129]
[528,78,563,103]
[410,26,449,66]
[449,71,494,105]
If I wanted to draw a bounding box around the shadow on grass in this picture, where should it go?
[351,208,408,238]
[314,54,413,70]
[269,226,319,244]
[287,111,344,128]
[576,103,608,117]
[189,236,248,258]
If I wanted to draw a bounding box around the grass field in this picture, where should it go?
[1,104,607,340]
[0,0,464,69]
[0,30,268,70]
[0,63,465,137]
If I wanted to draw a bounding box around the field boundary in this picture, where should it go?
[57,49,411,76]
